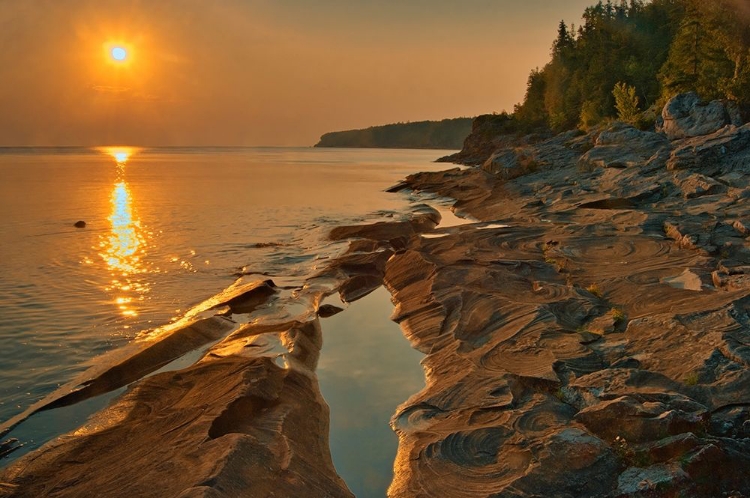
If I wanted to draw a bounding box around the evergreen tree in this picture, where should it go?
[613,82,641,123]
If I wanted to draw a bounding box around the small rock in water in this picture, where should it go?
[317,304,344,318]
[74,220,86,228]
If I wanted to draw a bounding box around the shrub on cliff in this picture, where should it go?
[613,82,641,125]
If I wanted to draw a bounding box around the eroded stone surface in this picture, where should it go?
[388,122,750,495]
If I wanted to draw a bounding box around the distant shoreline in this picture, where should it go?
[315,117,472,149]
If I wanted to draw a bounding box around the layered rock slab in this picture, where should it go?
[0,319,353,498]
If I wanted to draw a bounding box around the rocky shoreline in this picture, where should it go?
[2,93,750,497]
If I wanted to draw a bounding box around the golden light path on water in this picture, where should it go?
[96,147,149,318]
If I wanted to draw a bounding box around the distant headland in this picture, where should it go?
[314,118,472,149]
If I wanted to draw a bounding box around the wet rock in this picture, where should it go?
[0,320,353,498]
[339,274,382,303]
[0,439,20,459]
[73,220,86,228]
[217,279,278,314]
[316,304,344,318]
[658,92,730,141]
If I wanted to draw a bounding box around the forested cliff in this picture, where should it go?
[504,0,750,133]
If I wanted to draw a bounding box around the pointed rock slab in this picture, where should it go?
[0,320,353,498]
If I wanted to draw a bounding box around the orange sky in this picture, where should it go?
[0,0,595,146]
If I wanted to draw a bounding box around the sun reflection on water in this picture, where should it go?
[97,147,150,318]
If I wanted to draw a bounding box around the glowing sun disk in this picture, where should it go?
[111,46,128,61]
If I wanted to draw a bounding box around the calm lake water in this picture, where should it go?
[0,147,453,496]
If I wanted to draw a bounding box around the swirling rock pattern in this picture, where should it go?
[385,134,750,496]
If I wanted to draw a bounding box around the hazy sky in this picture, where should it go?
[0,0,595,146]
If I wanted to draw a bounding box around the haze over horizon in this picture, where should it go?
[1,0,594,147]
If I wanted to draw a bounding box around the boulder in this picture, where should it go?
[574,395,707,443]
[482,147,538,180]
[658,92,730,141]
[73,220,86,228]
[672,171,727,199]
[578,123,670,171]
[616,464,691,497]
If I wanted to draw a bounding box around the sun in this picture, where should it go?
[111,46,128,62]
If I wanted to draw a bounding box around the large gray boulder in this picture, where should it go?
[578,123,671,170]
[482,147,536,180]
[658,92,730,141]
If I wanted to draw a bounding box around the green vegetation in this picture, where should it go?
[611,307,626,325]
[315,118,473,149]
[613,82,641,125]
[586,283,603,297]
[495,0,750,134]
[684,371,699,385]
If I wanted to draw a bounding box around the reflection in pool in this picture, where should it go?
[317,288,425,497]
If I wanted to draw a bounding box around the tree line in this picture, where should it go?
[506,0,750,133]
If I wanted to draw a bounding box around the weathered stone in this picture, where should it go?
[317,304,344,318]
[482,147,538,179]
[575,396,707,443]
[0,321,353,498]
[667,123,750,173]
[578,123,670,171]
[616,464,690,497]
[673,171,727,199]
[659,92,729,141]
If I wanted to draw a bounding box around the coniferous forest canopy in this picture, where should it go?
[507,0,750,133]
[317,0,749,149]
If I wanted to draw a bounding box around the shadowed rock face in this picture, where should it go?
[388,122,750,496]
